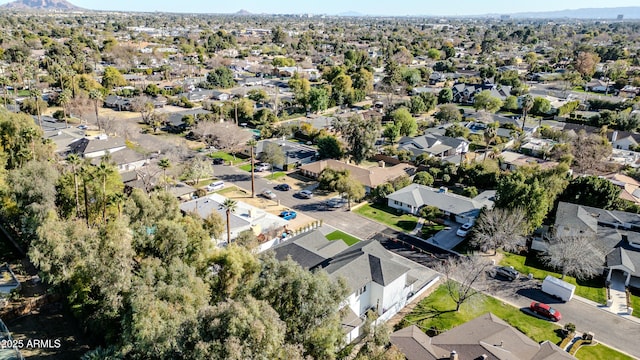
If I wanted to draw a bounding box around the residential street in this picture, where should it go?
[215,163,640,358]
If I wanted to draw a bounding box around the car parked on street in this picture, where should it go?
[296,190,313,199]
[255,163,271,172]
[279,210,297,220]
[456,222,473,237]
[494,266,520,281]
[274,183,291,191]
[212,157,225,165]
[261,189,276,199]
[326,197,347,209]
[529,302,562,321]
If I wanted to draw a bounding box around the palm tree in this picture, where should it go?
[0,76,8,107]
[95,161,115,222]
[483,125,497,162]
[108,192,126,217]
[58,89,72,128]
[247,139,257,197]
[521,94,533,131]
[66,154,82,218]
[31,88,43,129]
[221,198,237,244]
[89,89,104,129]
[158,158,171,191]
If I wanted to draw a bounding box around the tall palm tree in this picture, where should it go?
[95,161,115,222]
[0,76,8,108]
[221,198,237,244]
[66,154,82,218]
[247,139,257,197]
[483,125,497,162]
[521,94,533,131]
[31,88,43,129]
[109,192,126,217]
[89,89,104,129]
[158,158,171,191]
[58,89,72,128]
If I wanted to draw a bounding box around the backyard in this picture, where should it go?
[354,203,418,232]
[325,230,360,246]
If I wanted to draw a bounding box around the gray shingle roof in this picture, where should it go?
[388,183,488,216]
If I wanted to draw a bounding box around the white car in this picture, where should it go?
[255,163,271,172]
[456,222,473,237]
[261,189,277,199]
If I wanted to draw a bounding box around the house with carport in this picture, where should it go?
[386,184,494,224]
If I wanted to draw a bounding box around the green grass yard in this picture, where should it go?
[265,172,286,180]
[325,230,360,246]
[238,164,252,172]
[208,151,245,164]
[398,285,563,344]
[354,203,418,232]
[499,251,607,305]
[575,343,634,360]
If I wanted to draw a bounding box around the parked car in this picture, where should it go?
[205,181,225,191]
[529,302,562,321]
[326,197,347,209]
[279,210,297,220]
[274,183,291,191]
[456,222,473,237]
[297,190,313,199]
[255,163,271,172]
[494,266,520,281]
[261,189,276,199]
[212,157,225,165]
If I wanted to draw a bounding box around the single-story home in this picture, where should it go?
[499,151,559,171]
[537,202,640,288]
[180,193,288,246]
[601,173,640,206]
[90,148,149,172]
[391,313,575,360]
[273,226,440,344]
[298,159,416,193]
[387,183,494,224]
[67,134,126,158]
[398,133,469,160]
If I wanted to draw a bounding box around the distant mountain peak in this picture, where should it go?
[235,9,252,15]
[0,0,82,11]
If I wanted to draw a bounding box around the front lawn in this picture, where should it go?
[398,285,562,344]
[627,286,640,319]
[208,151,246,163]
[265,172,286,181]
[500,251,607,305]
[238,164,252,172]
[575,343,634,360]
[354,203,418,232]
[421,223,446,238]
[326,230,360,246]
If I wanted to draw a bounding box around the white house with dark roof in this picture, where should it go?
[67,134,127,158]
[387,184,494,224]
[272,227,440,343]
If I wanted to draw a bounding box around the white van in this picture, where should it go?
[205,180,225,191]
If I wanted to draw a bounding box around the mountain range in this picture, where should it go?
[0,0,81,10]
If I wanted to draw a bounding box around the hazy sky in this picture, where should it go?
[4,0,639,15]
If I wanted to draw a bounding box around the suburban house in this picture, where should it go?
[451,82,511,104]
[537,202,640,288]
[90,148,148,172]
[180,193,288,246]
[272,227,440,343]
[165,108,212,132]
[601,173,640,206]
[67,134,127,158]
[398,133,469,161]
[249,139,318,171]
[386,184,494,224]
[103,95,132,111]
[391,313,575,360]
[298,159,417,193]
[499,151,559,171]
[519,138,556,157]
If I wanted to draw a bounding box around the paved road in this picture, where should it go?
[212,164,388,240]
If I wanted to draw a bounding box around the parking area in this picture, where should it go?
[423,222,466,250]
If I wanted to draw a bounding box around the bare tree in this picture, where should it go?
[542,233,605,280]
[570,130,612,174]
[198,122,252,156]
[130,96,154,124]
[184,157,214,185]
[438,256,493,311]
[471,208,528,255]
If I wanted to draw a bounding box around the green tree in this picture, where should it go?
[308,87,329,114]
[382,123,401,144]
[445,123,470,138]
[335,174,365,210]
[101,66,126,89]
[560,176,621,210]
[391,107,417,137]
[252,256,348,359]
[316,135,344,159]
[436,104,462,123]
[340,115,380,164]
[502,95,519,112]
[413,171,434,186]
[331,73,353,106]
[438,88,453,104]
[158,158,171,191]
[206,67,236,89]
[259,142,285,171]
[521,94,534,131]
[473,90,503,113]
[88,89,104,129]
[531,97,552,117]
[288,73,311,109]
